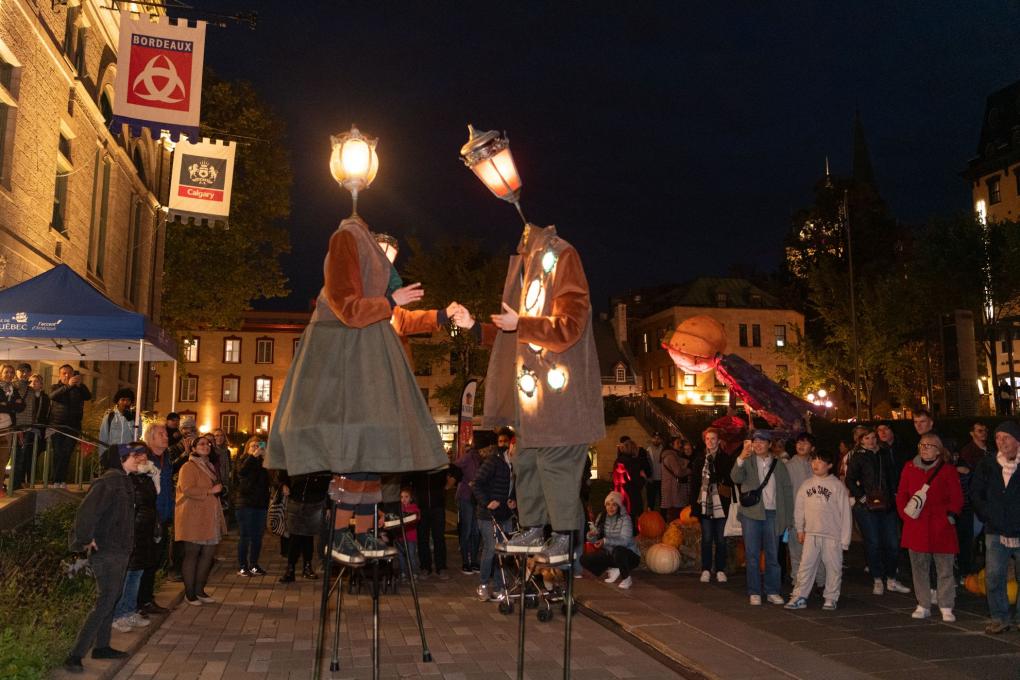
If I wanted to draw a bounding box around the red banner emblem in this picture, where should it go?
[126,34,193,112]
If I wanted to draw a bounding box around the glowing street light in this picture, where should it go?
[460,125,526,224]
[329,125,379,217]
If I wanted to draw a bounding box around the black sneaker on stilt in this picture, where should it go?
[331,530,367,566]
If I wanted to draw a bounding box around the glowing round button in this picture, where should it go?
[518,370,538,397]
[546,366,567,392]
[541,250,557,273]
[524,279,545,313]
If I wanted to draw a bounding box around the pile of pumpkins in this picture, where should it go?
[963,569,1019,604]
[638,508,699,574]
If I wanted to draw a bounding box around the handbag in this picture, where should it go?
[738,458,778,508]
[723,501,742,537]
[903,460,944,520]
[864,451,889,512]
[268,488,287,537]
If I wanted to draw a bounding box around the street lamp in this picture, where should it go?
[329,125,379,217]
[460,125,526,224]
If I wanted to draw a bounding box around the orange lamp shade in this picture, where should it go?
[470,146,522,199]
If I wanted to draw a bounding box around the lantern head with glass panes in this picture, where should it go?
[460,125,526,224]
[330,125,379,217]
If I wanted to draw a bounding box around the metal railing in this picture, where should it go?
[618,394,683,439]
[2,423,104,496]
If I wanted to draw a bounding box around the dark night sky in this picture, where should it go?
[200,2,1020,312]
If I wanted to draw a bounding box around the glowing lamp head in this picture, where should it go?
[460,125,522,204]
[374,232,399,263]
[330,125,379,201]
[517,369,538,398]
[546,365,568,392]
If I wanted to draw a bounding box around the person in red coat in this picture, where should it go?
[896,433,963,622]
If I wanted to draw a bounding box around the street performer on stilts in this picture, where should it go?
[454,126,605,567]
[267,215,450,565]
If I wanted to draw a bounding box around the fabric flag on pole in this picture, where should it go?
[112,11,206,139]
[457,379,478,458]
[168,138,236,224]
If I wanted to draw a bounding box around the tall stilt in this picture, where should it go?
[516,551,528,680]
[562,531,576,680]
[371,508,381,680]
[329,566,346,672]
[313,501,338,680]
[398,511,432,661]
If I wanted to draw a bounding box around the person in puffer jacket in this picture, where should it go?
[581,491,641,590]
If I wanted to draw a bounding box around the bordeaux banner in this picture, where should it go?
[168,138,236,223]
[112,11,206,138]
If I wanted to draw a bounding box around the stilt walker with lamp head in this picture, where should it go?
[454,126,605,680]
[266,126,448,679]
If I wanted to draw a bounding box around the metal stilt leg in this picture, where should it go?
[563,531,576,680]
[398,511,432,661]
[329,565,346,672]
[371,508,381,680]
[516,550,528,680]
[313,501,338,680]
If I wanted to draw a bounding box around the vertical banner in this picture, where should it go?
[113,11,206,138]
[457,379,478,458]
[168,138,236,223]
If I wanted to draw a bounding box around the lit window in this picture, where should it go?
[683,372,696,387]
[255,337,274,364]
[668,366,675,387]
[775,325,786,348]
[183,337,199,362]
[0,43,22,186]
[254,376,272,403]
[615,364,626,383]
[220,412,238,434]
[252,412,270,433]
[52,132,74,235]
[642,332,648,353]
[223,337,241,363]
[179,375,197,402]
[221,375,239,403]
[657,367,664,389]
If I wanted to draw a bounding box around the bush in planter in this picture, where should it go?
[0,502,95,679]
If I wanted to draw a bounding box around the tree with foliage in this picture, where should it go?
[400,237,507,412]
[161,70,291,334]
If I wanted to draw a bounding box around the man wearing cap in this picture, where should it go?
[731,430,794,606]
[971,421,1020,634]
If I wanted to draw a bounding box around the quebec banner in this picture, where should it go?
[112,11,206,138]
[168,138,236,223]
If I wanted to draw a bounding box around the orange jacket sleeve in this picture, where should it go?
[323,229,392,328]
[516,247,590,354]
[391,306,440,337]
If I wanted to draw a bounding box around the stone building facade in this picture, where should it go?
[0,1,169,401]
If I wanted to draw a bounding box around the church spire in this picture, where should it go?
[852,110,876,188]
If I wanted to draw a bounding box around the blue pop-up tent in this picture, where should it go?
[0,264,177,435]
[0,264,176,362]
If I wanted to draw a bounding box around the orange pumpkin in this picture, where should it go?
[661,524,683,549]
[1009,580,1019,605]
[964,573,982,595]
[637,510,667,539]
[678,506,697,526]
[583,541,598,555]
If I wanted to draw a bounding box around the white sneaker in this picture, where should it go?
[911,605,930,619]
[872,579,884,595]
[749,594,762,606]
[886,579,911,594]
[126,613,151,628]
[716,571,727,583]
[766,594,785,605]
[604,568,621,584]
[112,617,133,633]
[940,608,956,622]
[700,570,711,583]
[618,576,633,589]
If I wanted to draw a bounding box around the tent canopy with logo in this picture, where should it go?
[0,264,176,433]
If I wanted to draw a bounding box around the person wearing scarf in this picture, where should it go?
[691,427,733,584]
[895,434,962,622]
[175,434,226,606]
[971,421,1020,634]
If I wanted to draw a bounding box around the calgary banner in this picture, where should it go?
[112,11,206,138]
[168,138,236,223]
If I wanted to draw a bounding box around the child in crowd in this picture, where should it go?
[786,449,852,611]
[394,488,420,581]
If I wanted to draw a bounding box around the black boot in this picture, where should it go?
[63,655,84,673]
[278,565,296,583]
[302,563,317,579]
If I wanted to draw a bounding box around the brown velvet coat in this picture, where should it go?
[481,224,605,448]
[174,458,226,543]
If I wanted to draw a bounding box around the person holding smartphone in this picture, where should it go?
[48,364,92,487]
[234,438,271,577]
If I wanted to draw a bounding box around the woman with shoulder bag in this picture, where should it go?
[846,426,910,596]
[730,430,794,606]
[277,470,331,582]
[897,433,963,622]
[175,435,226,606]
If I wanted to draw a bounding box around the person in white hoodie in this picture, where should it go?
[98,389,136,456]
[785,448,852,611]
